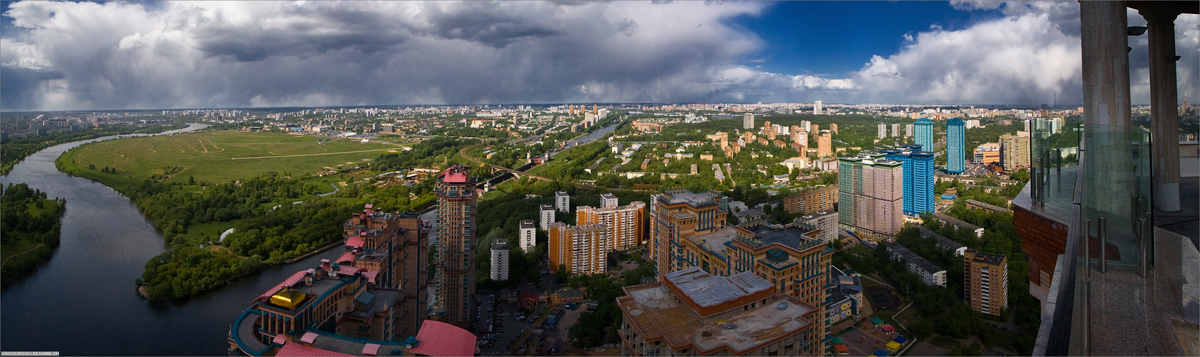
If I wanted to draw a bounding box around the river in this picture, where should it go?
[0,124,344,355]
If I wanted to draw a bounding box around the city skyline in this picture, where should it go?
[1,1,1197,111]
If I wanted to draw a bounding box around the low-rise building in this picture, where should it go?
[965,199,1012,213]
[918,226,967,256]
[825,266,863,326]
[933,212,984,237]
[885,242,946,286]
[782,185,837,215]
[618,267,821,356]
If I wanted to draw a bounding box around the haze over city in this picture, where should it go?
[2,1,1197,111]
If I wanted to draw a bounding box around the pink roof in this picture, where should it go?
[256,270,308,302]
[410,320,476,357]
[881,325,895,332]
[272,334,287,345]
[346,236,365,248]
[300,332,319,344]
[336,252,356,263]
[362,269,379,284]
[363,343,381,355]
[276,342,353,357]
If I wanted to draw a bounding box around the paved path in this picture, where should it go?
[2,244,44,266]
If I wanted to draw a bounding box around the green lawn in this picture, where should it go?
[24,199,60,216]
[59,131,401,185]
[188,220,238,240]
[1,240,41,263]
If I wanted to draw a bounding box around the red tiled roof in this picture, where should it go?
[409,320,477,357]
[336,252,356,263]
[276,342,353,357]
[256,270,308,302]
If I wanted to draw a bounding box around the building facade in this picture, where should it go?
[798,210,839,243]
[837,155,904,241]
[782,185,837,215]
[964,249,1008,316]
[946,118,966,174]
[973,142,1001,165]
[338,205,428,338]
[601,193,619,208]
[914,117,934,152]
[618,267,821,356]
[491,240,509,281]
[519,220,536,252]
[649,189,729,275]
[548,222,609,276]
[539,204,555,231]
[430,165,476,329]
[817,133,832,158]
[877,123,887,138]
[743,113,754,130]
[999,133,1030,171]
[825,266,863,326]
[881,148,935,215]
[555,191,571,213]
[577,201,646,251]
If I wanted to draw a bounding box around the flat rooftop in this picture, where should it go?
[665,267,773,308]
[619,281,815,354]
[751,225,818,250]
[660,189,723,207]
[933,212,981,230]
[683,227,741,260]
[919,226,964,251]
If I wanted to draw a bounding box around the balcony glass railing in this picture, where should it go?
[1030,118,1084,212]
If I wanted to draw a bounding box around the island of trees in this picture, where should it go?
[1,183,65,287]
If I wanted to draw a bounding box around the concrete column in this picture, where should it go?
[1141,8,1182,212]
[1079,1,1133,220]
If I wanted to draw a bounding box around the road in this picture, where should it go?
[459,146,553,182]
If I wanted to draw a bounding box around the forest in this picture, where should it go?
[131,138,478,300]
[0,183,65,286]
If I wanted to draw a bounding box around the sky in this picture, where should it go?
[0,1,1197,111]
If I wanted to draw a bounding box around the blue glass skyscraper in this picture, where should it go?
[883,146,935,215]
[914,118,934,151]
[946,118,965,174]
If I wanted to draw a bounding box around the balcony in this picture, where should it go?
[1025,4,1199,356]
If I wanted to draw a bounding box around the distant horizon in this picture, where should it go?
[0,102,1099,115]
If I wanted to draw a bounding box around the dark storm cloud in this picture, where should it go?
[193,6,407,62]
[0,65,62,108]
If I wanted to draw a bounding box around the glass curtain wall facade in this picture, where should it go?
[947,118,966,174]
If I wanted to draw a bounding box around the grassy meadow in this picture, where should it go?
[58,131,404,185]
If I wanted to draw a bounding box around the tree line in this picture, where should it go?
[1,183,65,286]
[1,123,186,175]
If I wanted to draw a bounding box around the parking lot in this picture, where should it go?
[472,266,568,355]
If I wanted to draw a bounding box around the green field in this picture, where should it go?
[60,131,404,184]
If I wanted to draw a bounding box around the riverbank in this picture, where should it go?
[283,240,344,264]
